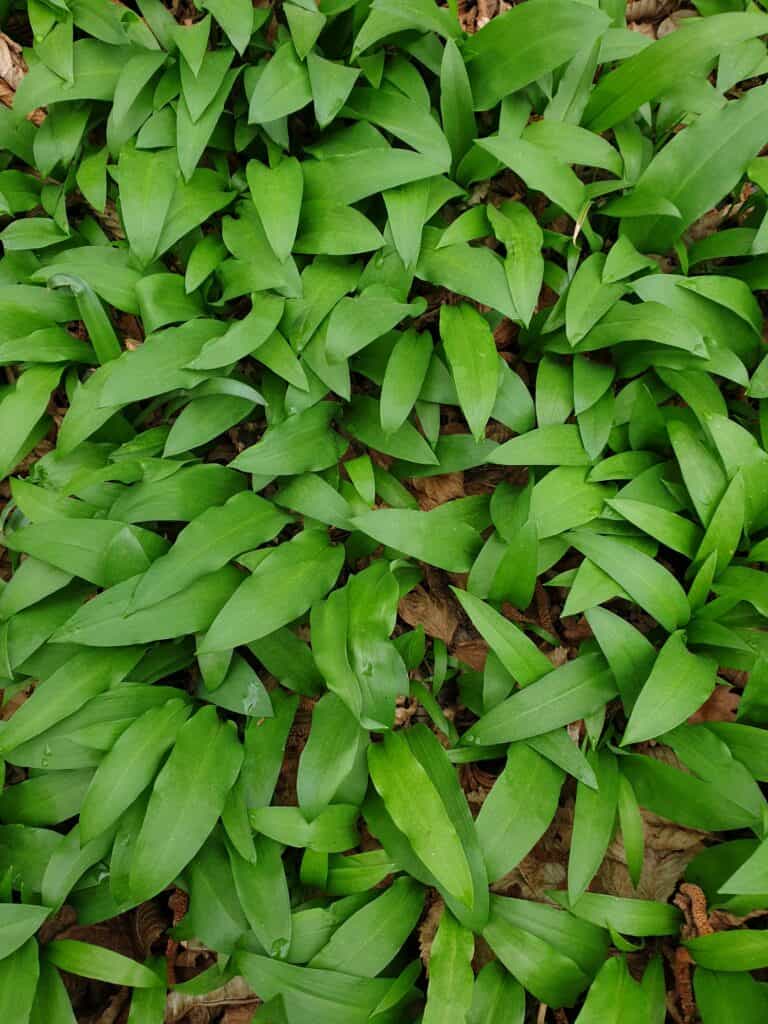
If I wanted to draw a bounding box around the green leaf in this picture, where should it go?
[117,145,177,268]
[440,39,475,169]
[552,891,681,937]
[566,254,626,346]
[343,86,451,169]
[130,492,289,611]
[476,742,563,882]
[571,956,650,1024]
[51,566,242,646]
[423,908,474,1024]
[0,365,61,481]
[232,402,345,477]
[16,39,127,113]
[0,939,39,1024]
[368,730,475,907]
[79,699,191,842]
[247,157,303,262]
[200,530,344,652]
[586,606,655,711]
[478,136,586,221]
[451,588,553,685]
[380,328,433,435]
[310,876,424,977]
[440,304,499,442]
[624,82,768,251]
[45,940,164,987]
[0,647,141,756]
[229,836,292,955]
[695,969,768,1024]
[297,693,368,820]
[585,12,768,129]
[686,930,768,971]
[491,424,590,467]
[622,632,717,746]
[606,498,702,557]
[307,53,359,130]
[482,896,600,1008]
[469,962,525,1024]
[568,749,619,903]
[249,42,311,123]
[487,200,543,328]
[129,706,243,902]
[326,289,425,363]
[352,504,484,573]
[567,529,690,632]
[463,653,617,746]
[0,903,51,960]
[465,0,610,110]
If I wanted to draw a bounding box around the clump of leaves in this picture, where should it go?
[1,0,768,1021]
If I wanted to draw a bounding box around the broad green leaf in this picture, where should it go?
[307,53,359,129]
[622,632,717,746]
[451,588,552,685]
[567,529,690,631]
[368,730,474,907]
[440,39,475,168]
[249,42,311,123]
[469,962,525,1024]
[487,200,543,327]
[0,365,61,481]
[0,903,51,960]
[465,0,610,110]
[0,939,39,1024]
[686,931,768,971]
[552,892,682,937]
[476,742,563,882]
[478,135,586,221]
[232,402,346,477]
[423,908,474,1024]
[464,654,617,746]
[606,498,702,557]
[297,693,368,819]
[247,157,303,262]
[352,503,484,573]
[586,606,655,710]
[0,647,141,756]
[695,970,768,1024]
[585,13,768,129]
[200,530,344,652]
[51,566,242,646]
[229,836,292,956]
[572,956,649,1024]
[624,82,768,251]
[118,145,177,267]
[491,424,590,467]
[380,329,433,434]
[45,940,164,987]
[130,492,289,611]
[79,700,191,842]
[3,519,168,587]
[129,706,243,902]
[440,303,499,442]
[310,876,424,977]
[568,750,619,903]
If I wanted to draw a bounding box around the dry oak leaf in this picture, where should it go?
[688,684,739,724]
[411,471,465,511]
[165,977,259,1023]
[399,585,459,644]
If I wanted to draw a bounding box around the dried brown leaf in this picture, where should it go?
[399,585,458,644]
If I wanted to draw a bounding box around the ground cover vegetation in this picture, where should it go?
[1,0,768,1020]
